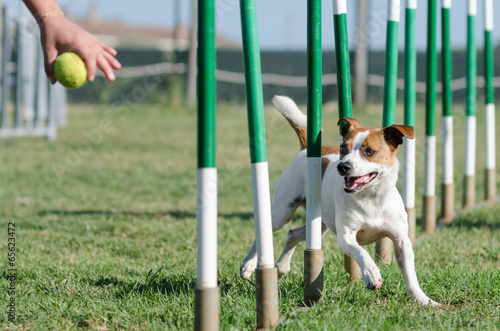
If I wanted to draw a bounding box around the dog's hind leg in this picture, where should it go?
[240,241,257,280]
[276,223,328,278]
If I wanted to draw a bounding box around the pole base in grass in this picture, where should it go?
[344,255,361,280]
[256,267,279,330]
[441,183,455,222]
[485,168,496,203]
[406,207,416,245]
[423,195,436,234]
[463,175,476,208]
[304,249,324,306]
[375,238,393,264]
[194,286,220,331]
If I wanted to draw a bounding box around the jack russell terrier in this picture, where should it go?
[240,96,440,307]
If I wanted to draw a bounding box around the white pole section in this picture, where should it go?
[306,157,322,250]
[251,162,275,267]
[196,168,218,287]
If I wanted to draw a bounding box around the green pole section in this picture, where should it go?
[240,0,267,164]
[382,19,399,127]
[441,6,452,117]
[425,0,437,135]
[307,0,322,157]
[466,14,477,116]
[484,32,494,105]
[333,12,352,119]
[197,0,216,168]
[404,7,416,127]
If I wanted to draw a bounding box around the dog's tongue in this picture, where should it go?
[345,173,377,189]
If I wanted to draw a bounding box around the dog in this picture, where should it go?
[240,96,440,307]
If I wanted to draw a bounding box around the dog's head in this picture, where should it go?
[336,117,414,194]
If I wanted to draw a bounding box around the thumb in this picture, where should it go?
[44,45,59,84]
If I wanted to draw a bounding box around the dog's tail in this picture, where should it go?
[272,96,307,150]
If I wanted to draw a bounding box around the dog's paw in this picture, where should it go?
[240,259,257,280]
[417,297,442,307]
[362,267,383,290]
[275,261,290,279]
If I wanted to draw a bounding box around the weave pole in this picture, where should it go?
[423,0,437,234]
[194,1,219,330]
[441,0,454,221]
[239,0,279,329]
[483,0,496,202]
[333,0,360,279]
[403,0,417,243]
[304,0,324,305]
[377,0,400,263]
[463,0,477,208]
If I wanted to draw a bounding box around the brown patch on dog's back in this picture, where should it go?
[286,118,307,150]
[321,145,339,177]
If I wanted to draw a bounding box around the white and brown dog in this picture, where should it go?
[240,96,440,307]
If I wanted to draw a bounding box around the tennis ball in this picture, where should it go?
[54,51,88,88]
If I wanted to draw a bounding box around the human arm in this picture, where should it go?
[22,0,121,83]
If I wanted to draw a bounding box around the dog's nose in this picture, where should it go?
[337,162,351,176]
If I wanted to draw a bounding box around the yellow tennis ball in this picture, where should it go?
[54,51,88,88]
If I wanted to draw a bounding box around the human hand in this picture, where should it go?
[38,13,121,84]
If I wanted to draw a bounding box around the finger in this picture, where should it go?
[103,51,122,70]
[101,43,117,56]
[96,55,116,81]
[44,46,59,84]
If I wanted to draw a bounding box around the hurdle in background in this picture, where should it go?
[463,0,477,208]
[484,0,496,202]
[239,0,279,329]
[403,0,417,243]
[441,0,454,222]
[194,0,219,330]
[333,0,361,279]
[304,0,324,305]
[376,0,400,264]
[423,0,437,234]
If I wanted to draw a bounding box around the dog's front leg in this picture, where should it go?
[337,232,383,290]
[240,241,257,280]
[394,237,441,306]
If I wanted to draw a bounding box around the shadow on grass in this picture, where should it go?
[86,267,236,298]
[39,209,254,220]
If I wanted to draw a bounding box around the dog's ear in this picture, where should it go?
[337,117,361,138]
[382,125,414,148]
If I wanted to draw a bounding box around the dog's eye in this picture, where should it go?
[364,148,376,157]
[340,144,348,154]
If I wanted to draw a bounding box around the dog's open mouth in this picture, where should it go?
[343,172,378,193]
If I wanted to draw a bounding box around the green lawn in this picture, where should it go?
[0,101,499,330]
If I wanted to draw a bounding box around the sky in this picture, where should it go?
[8,0,500,51]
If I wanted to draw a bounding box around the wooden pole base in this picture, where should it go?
[441,183,454,222]
[422,195,436,235]
[344,255,361,279]
[303,249,324,305]
[405,207,416,245]
[256,267,279,330]
[485,168,496,203]
[194,287,220,331]
[375,238,393,264]
[463,175,475,208]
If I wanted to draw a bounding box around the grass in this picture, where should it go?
[0,100,499,330]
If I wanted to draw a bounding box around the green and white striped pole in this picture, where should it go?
[195,1,219,330]
[377,0,400,263]
[333,0,360,279]
[304,0,324,305]
[403,0,417,243]
[463,0,477,208]
[484,0,496,202]
[423,0,437,234]
[239,0,279,328]
[441,0,454,221]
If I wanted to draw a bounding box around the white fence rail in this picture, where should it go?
[0,6,66,141]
